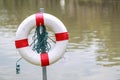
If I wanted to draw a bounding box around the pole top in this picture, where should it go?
[40,8,44,13]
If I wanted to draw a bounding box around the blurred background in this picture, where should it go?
[0,0,120,80]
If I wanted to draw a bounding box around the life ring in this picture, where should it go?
[15,13,69,66]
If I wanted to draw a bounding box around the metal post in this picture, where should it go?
[42,67,47,80]
[40,8,47,80]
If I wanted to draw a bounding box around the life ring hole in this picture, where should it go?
[27,26,56,52]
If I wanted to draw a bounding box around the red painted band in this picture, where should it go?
[40,53,49,66]
[36,13,44,26]
[15,39,29,48]
[55,32,69,41]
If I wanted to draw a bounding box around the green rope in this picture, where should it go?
[32,26,51,53]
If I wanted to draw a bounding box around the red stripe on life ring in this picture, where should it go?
[36,13,44,26]
[55,32,69,41]
[40,53,49,66]
[15,39,29,48]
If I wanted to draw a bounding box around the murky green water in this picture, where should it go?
[0,0,120,80]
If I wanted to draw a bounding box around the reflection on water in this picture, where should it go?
[0,0,120,80]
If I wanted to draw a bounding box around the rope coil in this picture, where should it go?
[32,26,51,53]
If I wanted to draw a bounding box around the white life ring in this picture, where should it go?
[15,13,69,66]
